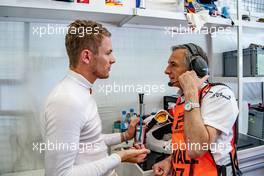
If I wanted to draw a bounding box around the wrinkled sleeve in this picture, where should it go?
[44,97,121,176]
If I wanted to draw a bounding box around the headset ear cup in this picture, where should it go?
[190,57,209,77]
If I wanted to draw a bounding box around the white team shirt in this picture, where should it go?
[41,70,122,176]
[200,84,239,165]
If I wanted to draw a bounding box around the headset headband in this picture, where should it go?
[184,43,201,59]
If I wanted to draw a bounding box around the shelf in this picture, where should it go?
[0,1,236,29]
[213,77,264,83]
[0,0,263,30]
[242,21,264,29]
[126,8,235,29]
[0,0,133,24]
[128,9,187,27]
[242,77,264,83]
[233,10,264,18]
[206,16,235,27]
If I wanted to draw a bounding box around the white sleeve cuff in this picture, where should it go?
[107,153,122,170]
[102,133,122,146]
[110,153,122,163]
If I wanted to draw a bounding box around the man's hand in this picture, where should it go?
[124,118,140,140]
[116,148,150,163]
[152,156,172,176]
[178,71,209,94]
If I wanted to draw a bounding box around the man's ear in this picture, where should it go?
[80,49,93,64]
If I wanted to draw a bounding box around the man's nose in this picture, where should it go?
[110,57,116,64]
[165,67,170,75]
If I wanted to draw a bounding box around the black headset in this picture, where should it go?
[183,43,209,78]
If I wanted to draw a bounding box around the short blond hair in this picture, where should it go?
[65,20,111,68]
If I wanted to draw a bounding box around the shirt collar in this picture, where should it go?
[67,70,93,89]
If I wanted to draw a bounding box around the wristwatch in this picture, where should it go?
[184,100,200,112]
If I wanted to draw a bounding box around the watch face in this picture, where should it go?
[184,102,192,111]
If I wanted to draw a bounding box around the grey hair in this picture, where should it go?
[171,45,192,69]
[171,44,209,69]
